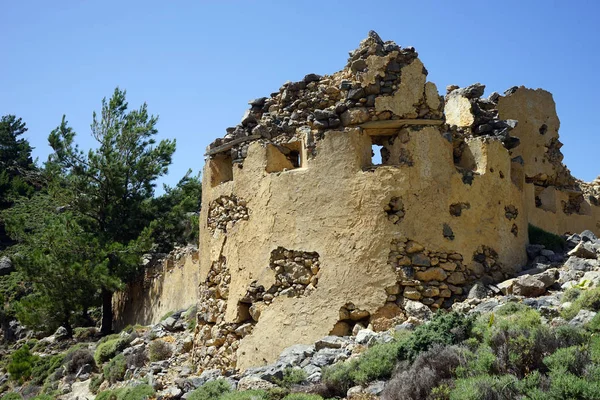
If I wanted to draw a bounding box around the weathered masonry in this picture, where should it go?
[197,32,600,372]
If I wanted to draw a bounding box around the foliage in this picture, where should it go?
[8,345,33,382]
[94,336,129,364]
[148,340,172,362]
[218,390,270,400]
[47,87,176,334]
[528,224,567,252]
[282,395,322,400]
[0,394,23,400]
[96,384,155,400]
[103,354,127,383]
[561,286,600,320]
[89,374,104,394]
[5,198,105,335]
[273,368,307,388]
[449,374,520,400]
[64,347,95,375]
[150,170,202,252]
[399,311,472,361]
[187,379,233,400]
[30,395,53,400]
[562,287,582,303]
[30,353,65,385]
[383,345,462,400]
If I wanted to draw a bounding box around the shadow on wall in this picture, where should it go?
[112,247,200,330]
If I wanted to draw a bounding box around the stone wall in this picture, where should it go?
[197,31,600,372]
[112,246,200,330]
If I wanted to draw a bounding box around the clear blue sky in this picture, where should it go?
[2,0,599,191]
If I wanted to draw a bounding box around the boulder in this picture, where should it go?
[237,376,276,391]
[569,310,597,327]
[512,270,558,297]
[355,329,376,345]
[315,336,351,350]
[567,242,597,259]
[468,282,488,299]
[403,300,433,321]
[0,256,14,276]
[277,344,315,366]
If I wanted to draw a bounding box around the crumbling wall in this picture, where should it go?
[197,31,599,372]
[112,246,200,330]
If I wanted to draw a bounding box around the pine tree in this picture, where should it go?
[48,88,176,334]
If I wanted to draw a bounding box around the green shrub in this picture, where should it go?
[528,224,566,252]
[64,347,95,375]
[1,394,23,400]
[274,367,307,388]
[495,302,530,316]
[450,374,520,400]
[383,345,462,400]
[8,345,33,382]
[399,311,472,361]
[543,346,589,375]
[96,384,155,400]
[455,345,496,378]
[103,354,127,383]
[160,311,174,321]
[323,339,402,392]
[353,340,402,385]
[30,353,65,385]
[74,327,98,342]
[89,374,104,394]
[322,359,358,396]
[586,312,600,333]
[187,379,233,400]
[561,287,600,320]
[282,395,322,400]
[563,287,582,303]
[219,390,269,400]
[148,340,172,362]
[94,337,128,364]
[30,395,53,400]
[547,372,600,399]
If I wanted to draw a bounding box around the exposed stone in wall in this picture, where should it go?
[449,202,470,217]
[240,248,321,308]
[471,245,505,282]
[504,205,519,220]
[207,195,249,233]
[388,238,465,311]
[385,197,405,224]
[195,250,255,372]
[269,247,320,297]
[562,193,585,215]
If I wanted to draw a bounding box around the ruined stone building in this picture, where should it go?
[116,32,600,373]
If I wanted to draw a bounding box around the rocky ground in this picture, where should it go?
[3,230,600,399]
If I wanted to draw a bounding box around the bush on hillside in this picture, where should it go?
[148,340,172,362]
[187,379,233,400]
[383,345,462,400]
[30,353,65,385]
[8,345,33,383]
[95,384,155,400]
[103,354,127,384]
[1,394,23,400]
[561,287,600,320]
[64,347,95,375]
[94,336,129,364]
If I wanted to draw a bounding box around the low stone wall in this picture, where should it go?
[113,246,200,330]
